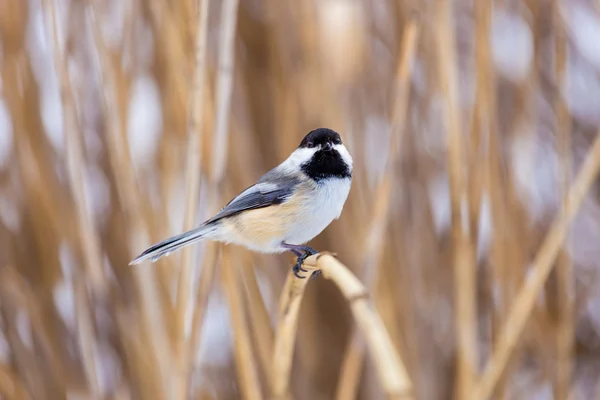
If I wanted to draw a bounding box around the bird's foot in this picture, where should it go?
[292,252,311,279]
[282,242,319,279]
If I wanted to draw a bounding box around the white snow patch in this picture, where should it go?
[197,293,232,368]
[363,116,391,186]
[476,193,492,261]
[83,165,111,228]
[59,241,77,279]
[428,173,451,235]
[0,97,13,167]
[562,2,600,71]
[491,9,533,82]
[510,129,558,222]
[40,84,65,151]
[564,55,600,127]
[101,0,126,51]
[168,175,187,236]
[0,331,10,363]
[26,0,66,151]
[127,74,162,169]
[53,280,76,331]
[16,310,33,348]
[95,341,122,396]
[0,190,21,232]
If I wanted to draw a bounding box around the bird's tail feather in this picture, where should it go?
[129,223,217,265]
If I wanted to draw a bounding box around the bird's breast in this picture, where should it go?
[221,177,351,252]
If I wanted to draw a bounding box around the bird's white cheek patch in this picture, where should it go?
[334,144,353,170]
[279,147,317,174]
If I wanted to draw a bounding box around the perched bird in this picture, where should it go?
[129,128,353,278]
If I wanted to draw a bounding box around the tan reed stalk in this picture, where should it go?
[0,266,67,394]
[43,0,102,394]
[469,0,493,250]
[187,0,240,370]
[43,0,106,297]
[240,257,276,393]
[174,0,209,397]
[211,0,239,184]
[303,254,413,399]
[435,0,478,398]
[87,6,171,397]
[553,3,574,398]
[0,301,43,399]
[472,0,513,397]
[336,19,420,400]
[474,131,600,399]
[147,0,188,118]
[0,364,27,400]
[272,263,313,399]
[221,249,262,400]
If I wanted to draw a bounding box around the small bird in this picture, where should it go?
[129,128,353,278]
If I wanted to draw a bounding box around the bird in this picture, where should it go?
[129,128,353,279]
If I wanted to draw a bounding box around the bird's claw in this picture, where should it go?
[292,251,314,279]
[292,262,306,279]
[310,270,322,280]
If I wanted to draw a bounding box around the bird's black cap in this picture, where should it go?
[299,128,342,148]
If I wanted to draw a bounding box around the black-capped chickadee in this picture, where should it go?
[129,128,353,278]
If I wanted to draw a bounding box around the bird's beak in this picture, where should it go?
[323,142,333,152]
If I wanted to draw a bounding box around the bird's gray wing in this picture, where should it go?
[205,169,301,224]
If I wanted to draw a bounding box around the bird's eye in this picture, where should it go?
[307,141,314,148]
[334,138,342,145]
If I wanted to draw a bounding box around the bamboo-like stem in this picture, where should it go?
[0,364,27,400]
[305,254,413,399]
[221,250,262,400]
[87,6,171,398]
[553,3,573,398]
[240,259,275,393]
[272,261,312,399]
[273,254,413,399]
[42,2,103,394]
[44,0,106,297]
[336,19,419,400]
[473,4,510,399]
[188,0,240,371]
[474,131,600,400]
[211,0,239,183]
[0,266,67,395]
[174,0,209,397]
[336,334,366,400]
[435,0,478,398]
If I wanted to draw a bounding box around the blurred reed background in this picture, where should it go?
[2,0,600,398]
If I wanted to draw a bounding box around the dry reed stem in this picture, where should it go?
[435,0,478,398]
[272,262,312,399]
[473,6,511,398]
[553,3,574,398]
[147,0,188,118]
[221,250,262,400]
[88,6,171,397]
[0,365,27,400]
[336,19,419,400]
[474,131,600,400]
[73,276,101,397]
[174,0,209,397]
[0,267,66,395]
[272,254,413,399]
[240,259,275,392]
[44,0,106,297]
[188,0,239,374]
[43,0,102,395]
[211,0,239,183]
[304,254,413,399]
